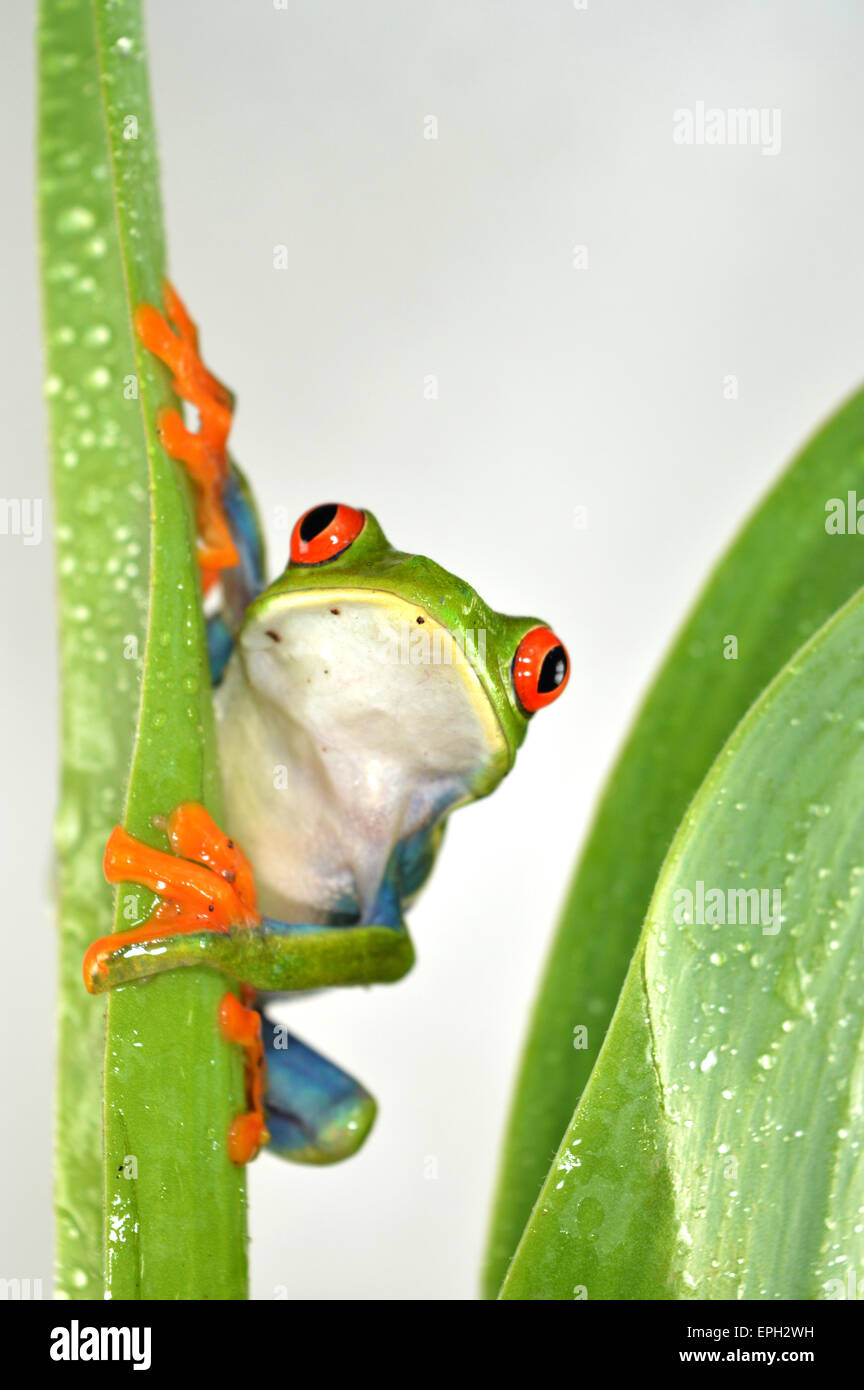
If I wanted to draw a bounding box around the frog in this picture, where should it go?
[84,285,570,1167]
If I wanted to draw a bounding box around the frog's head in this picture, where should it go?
[242,503,569,815]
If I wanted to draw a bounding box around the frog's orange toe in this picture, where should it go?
[133,302,175,361]
[227,1110,269,1166]
[85,809,261,993]
[167,804,258,915]
[102,822,256,929]
[83,935,111,993]
[219,989,269,1164]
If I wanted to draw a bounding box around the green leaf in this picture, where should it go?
[485,388,864,1296]
[501,586,864,1299]
[40,0,247,1298]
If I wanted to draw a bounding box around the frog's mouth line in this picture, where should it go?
[241,586,512,797]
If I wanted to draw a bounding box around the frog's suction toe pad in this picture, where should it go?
[290,502,365,565]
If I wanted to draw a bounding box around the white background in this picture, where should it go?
[2,0,863,1299]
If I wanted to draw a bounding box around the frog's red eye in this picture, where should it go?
[512,627,570,713]
[290,503,365,565]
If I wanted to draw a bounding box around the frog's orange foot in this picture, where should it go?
[135,282,239,587]
[219,990,270,1164]
[83,803,259,994]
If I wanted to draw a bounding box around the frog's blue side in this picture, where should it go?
[207,470,266,685]
[395,814,446,904]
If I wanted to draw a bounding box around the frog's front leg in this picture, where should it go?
[83,805,415,996]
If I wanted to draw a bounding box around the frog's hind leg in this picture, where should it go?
[261,1013,377,1164]
[134,283,267,685]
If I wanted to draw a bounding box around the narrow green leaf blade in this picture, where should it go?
[502,586,864,1299]
[485,388,864,1295]
[40,0,247,1298]
[39,0,145,1301]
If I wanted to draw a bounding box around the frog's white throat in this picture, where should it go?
[214,590,507,924]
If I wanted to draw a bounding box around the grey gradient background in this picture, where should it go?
[2,1,863,1299]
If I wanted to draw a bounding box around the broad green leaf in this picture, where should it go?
[485,388,864,1295]
[40,0,247,1298]
[501,586,864,1299]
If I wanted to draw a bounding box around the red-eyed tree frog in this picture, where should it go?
[84,286,570,1167]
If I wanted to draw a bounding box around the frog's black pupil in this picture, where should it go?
[300,503,338,542]
[538,645,567,693]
